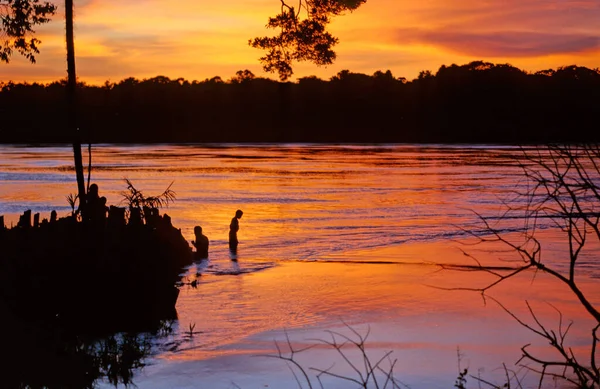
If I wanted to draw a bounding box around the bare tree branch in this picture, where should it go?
[263,324,406,388]
[443,145,600,388]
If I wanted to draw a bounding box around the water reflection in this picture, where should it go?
[1,145,599,388]
[1,308,175,388]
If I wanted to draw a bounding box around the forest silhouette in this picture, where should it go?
[1,61,599,143]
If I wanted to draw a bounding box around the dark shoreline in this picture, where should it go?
[0,141,593,146]
[2,62,599,144]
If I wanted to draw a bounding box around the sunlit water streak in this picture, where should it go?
[1,144,598,388]
[0,144,541,257]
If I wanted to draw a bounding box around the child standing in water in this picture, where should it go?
[229,209,243,252]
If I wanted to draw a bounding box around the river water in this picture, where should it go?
[0,144,598,388]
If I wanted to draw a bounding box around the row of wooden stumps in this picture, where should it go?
[0,205,192,316]
[0,206,168,231]
[0,210,58,229]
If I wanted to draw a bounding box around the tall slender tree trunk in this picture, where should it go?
[65,0,86,211]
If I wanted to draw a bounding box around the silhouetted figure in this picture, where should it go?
[191,226,209,260]
[229,209,243,253]
[87,183,100,205]
[86,183,108,224]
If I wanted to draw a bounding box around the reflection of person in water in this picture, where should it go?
[192,226,209,260]
[228,209,243,252]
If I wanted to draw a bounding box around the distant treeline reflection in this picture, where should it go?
[1,61,599,143]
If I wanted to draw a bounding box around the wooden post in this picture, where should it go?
[108,206,126,228]
[19,210,32,228]
[65,0,86,213]
[129,208,142,226]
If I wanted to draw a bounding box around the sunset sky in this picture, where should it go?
[1,0,599,84]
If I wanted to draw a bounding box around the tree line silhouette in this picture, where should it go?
[1,61,599,143]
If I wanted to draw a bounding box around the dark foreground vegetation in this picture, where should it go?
[0,184,194,388]
[0,207,191,327]
[1,61,599,144]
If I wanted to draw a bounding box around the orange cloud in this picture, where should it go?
[1,0,599,84]
[389,29,600,57]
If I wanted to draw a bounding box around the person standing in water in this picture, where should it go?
[229,209,243,252]
[192,225,209,260]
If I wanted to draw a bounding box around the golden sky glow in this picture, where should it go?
[1,0,599,84]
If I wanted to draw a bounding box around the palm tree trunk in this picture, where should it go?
[65,0,86,211]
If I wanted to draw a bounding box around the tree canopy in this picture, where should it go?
[250,0,367,80]
[2,62,599,144]
[0,0,56,63]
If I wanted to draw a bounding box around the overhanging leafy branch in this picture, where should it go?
[0,0,56,63]
[250,0,366,80]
